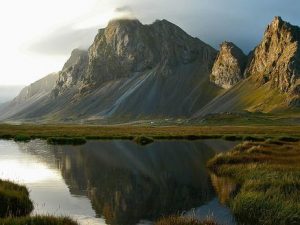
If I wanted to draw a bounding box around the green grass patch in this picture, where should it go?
[207,141,300,225]
[155,215,218,225]
[0,180,33,217]
[47,137,87,145]
[0,216,78,225]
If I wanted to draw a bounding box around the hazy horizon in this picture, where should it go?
[0,0,299,86]
[0,85,24,103]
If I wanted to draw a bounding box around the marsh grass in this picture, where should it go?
[0,124,299,142]
[207,141,300,225]
[155,215,218,225]
[0,180,33,217]
[0,216,78,225]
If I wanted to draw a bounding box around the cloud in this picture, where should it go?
[115,6,132,13]
[26,25,98,56]
[25,0,300,56]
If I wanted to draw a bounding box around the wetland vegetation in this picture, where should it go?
[207,140,300,225]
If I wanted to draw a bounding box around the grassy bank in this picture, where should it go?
[155,216,218,225]
[207,140,300,225]
[0,180,33,217]
[0,179,78,224]
[0,124,300,142]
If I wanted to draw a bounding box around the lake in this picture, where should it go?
[0,139,238,225]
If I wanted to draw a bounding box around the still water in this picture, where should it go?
[0,139,237,225]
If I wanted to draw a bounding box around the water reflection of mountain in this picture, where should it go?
[19,140,236,225]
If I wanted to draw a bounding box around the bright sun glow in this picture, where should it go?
[0,160,60,184]
[0,0,119,86]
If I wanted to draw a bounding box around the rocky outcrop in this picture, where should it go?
[210,42,247,89]
[53,49,88,96]
[245,16,300,105]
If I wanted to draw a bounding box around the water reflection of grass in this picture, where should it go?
[208,140,300,225]
[47,137,87,145]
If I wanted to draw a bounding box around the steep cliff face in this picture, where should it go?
[53,49,88,96]
[211,42,247,89]
[245,16,300,105]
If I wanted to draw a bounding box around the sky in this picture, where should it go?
[0,0,299,86]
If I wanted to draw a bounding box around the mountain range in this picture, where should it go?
[0,16,299,123]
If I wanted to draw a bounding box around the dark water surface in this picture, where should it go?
[0,139,237,225]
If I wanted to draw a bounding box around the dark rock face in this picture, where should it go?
[245,16,300,101]
[211,42,247,89]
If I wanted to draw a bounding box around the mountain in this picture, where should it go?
[196,16,300,116]
[0,19,221,122]
[1,16,300,123]
[245,16,300,106]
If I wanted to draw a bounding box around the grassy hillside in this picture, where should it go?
[196,78,292,117]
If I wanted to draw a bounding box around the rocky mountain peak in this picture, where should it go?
[245,16,300,105]
[83,18,216,86]
[62,48,88,71]
[270,16,284,29]
[210,41,247,89]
